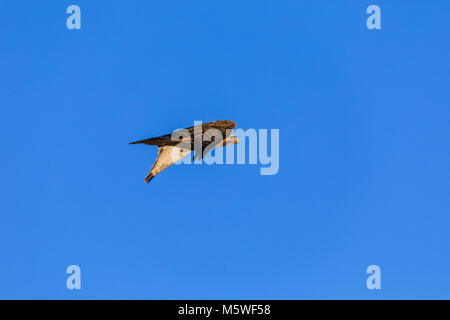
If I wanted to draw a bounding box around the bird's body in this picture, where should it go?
[129,120,239,183]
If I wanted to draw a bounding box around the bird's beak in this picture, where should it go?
[235,137,240,144]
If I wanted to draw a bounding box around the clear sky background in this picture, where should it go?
[0,1,449,299]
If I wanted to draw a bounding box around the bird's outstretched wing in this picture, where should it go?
[129,120,236,147]
[144,146,191,183]
[128,133,173,146]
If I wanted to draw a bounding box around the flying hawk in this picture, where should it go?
[129,120,239,183]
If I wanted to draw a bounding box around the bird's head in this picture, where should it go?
[220,134,240,147]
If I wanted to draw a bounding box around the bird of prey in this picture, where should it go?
[129,120,239,183]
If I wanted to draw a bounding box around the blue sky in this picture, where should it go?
[0,1,449,299]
